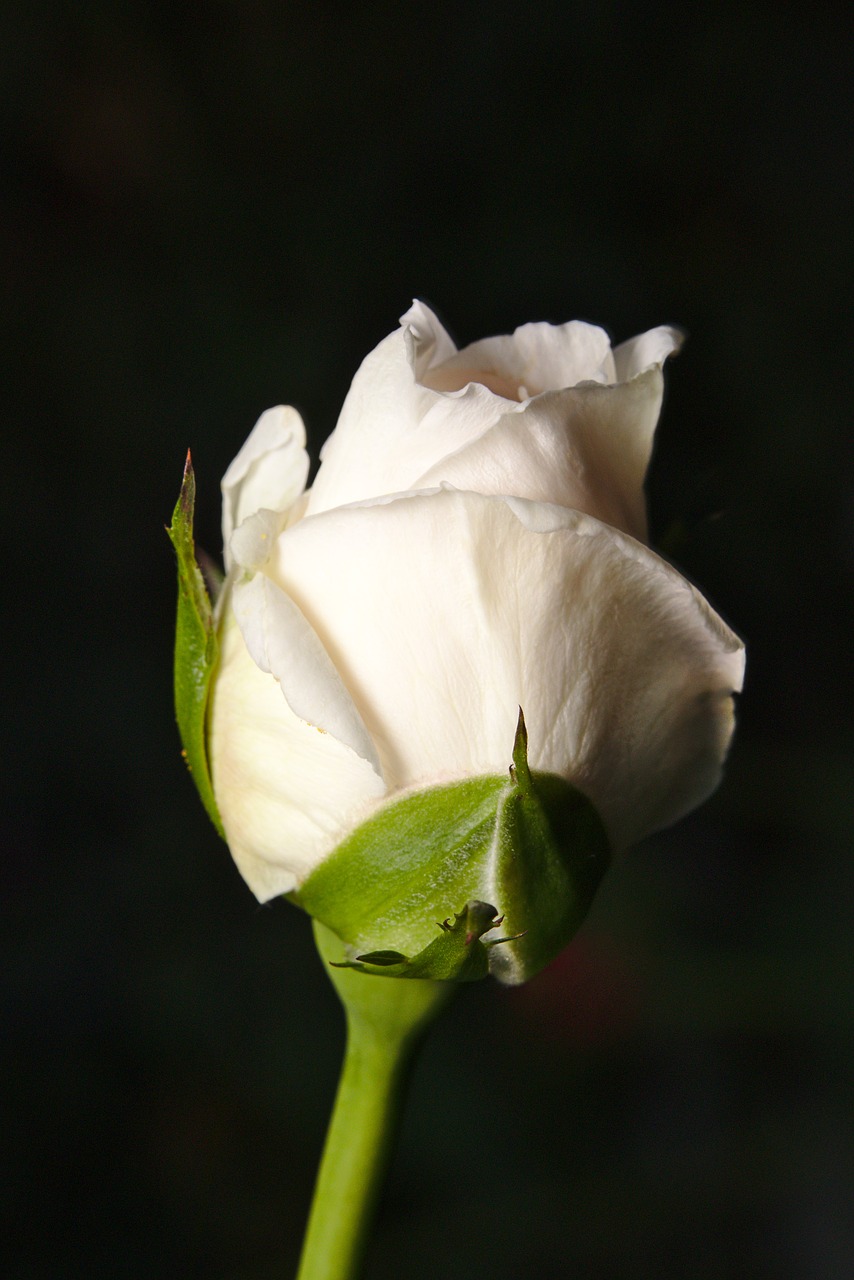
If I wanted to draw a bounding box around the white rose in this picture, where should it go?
[209,301,745,904]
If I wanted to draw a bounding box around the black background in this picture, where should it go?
[3,2,853,1277]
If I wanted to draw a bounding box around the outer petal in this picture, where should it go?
[221,406,310,567]
[269,487,744,851]
[208,599,386,902]
[413,367,667,542]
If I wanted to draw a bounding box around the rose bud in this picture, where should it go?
[170,303,744,983]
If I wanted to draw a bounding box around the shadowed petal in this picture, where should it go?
[232,573,382,774]
[208,599,386,901]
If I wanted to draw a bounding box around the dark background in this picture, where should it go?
[3,2,853,1277]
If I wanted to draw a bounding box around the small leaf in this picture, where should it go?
[167,452,224,837]
[332,902,505,982]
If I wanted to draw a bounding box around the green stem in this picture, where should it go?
[296,922,455,1280]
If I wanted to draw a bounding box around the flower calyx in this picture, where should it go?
[295,710,611,985]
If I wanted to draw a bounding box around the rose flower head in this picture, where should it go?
[170,302,744,983]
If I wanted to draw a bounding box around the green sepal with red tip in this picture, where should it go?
[167,452,224,837]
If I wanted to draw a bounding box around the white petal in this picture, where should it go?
[413,368,666,542]
[613,325,684,382]
[232,573,382,773]
[221,406,309,566]
[270,487,744,850]
[398,299,457,374]
[228,507,289,573]
[425,319,616,396]
[305,323,430,517]
[209,606,386,901]
[305,306,509,516]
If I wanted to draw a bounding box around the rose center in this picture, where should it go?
[422,364,533,401]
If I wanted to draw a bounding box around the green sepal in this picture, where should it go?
[331,900,513,982]
[167,452,224,838]
[294,711,611,985]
